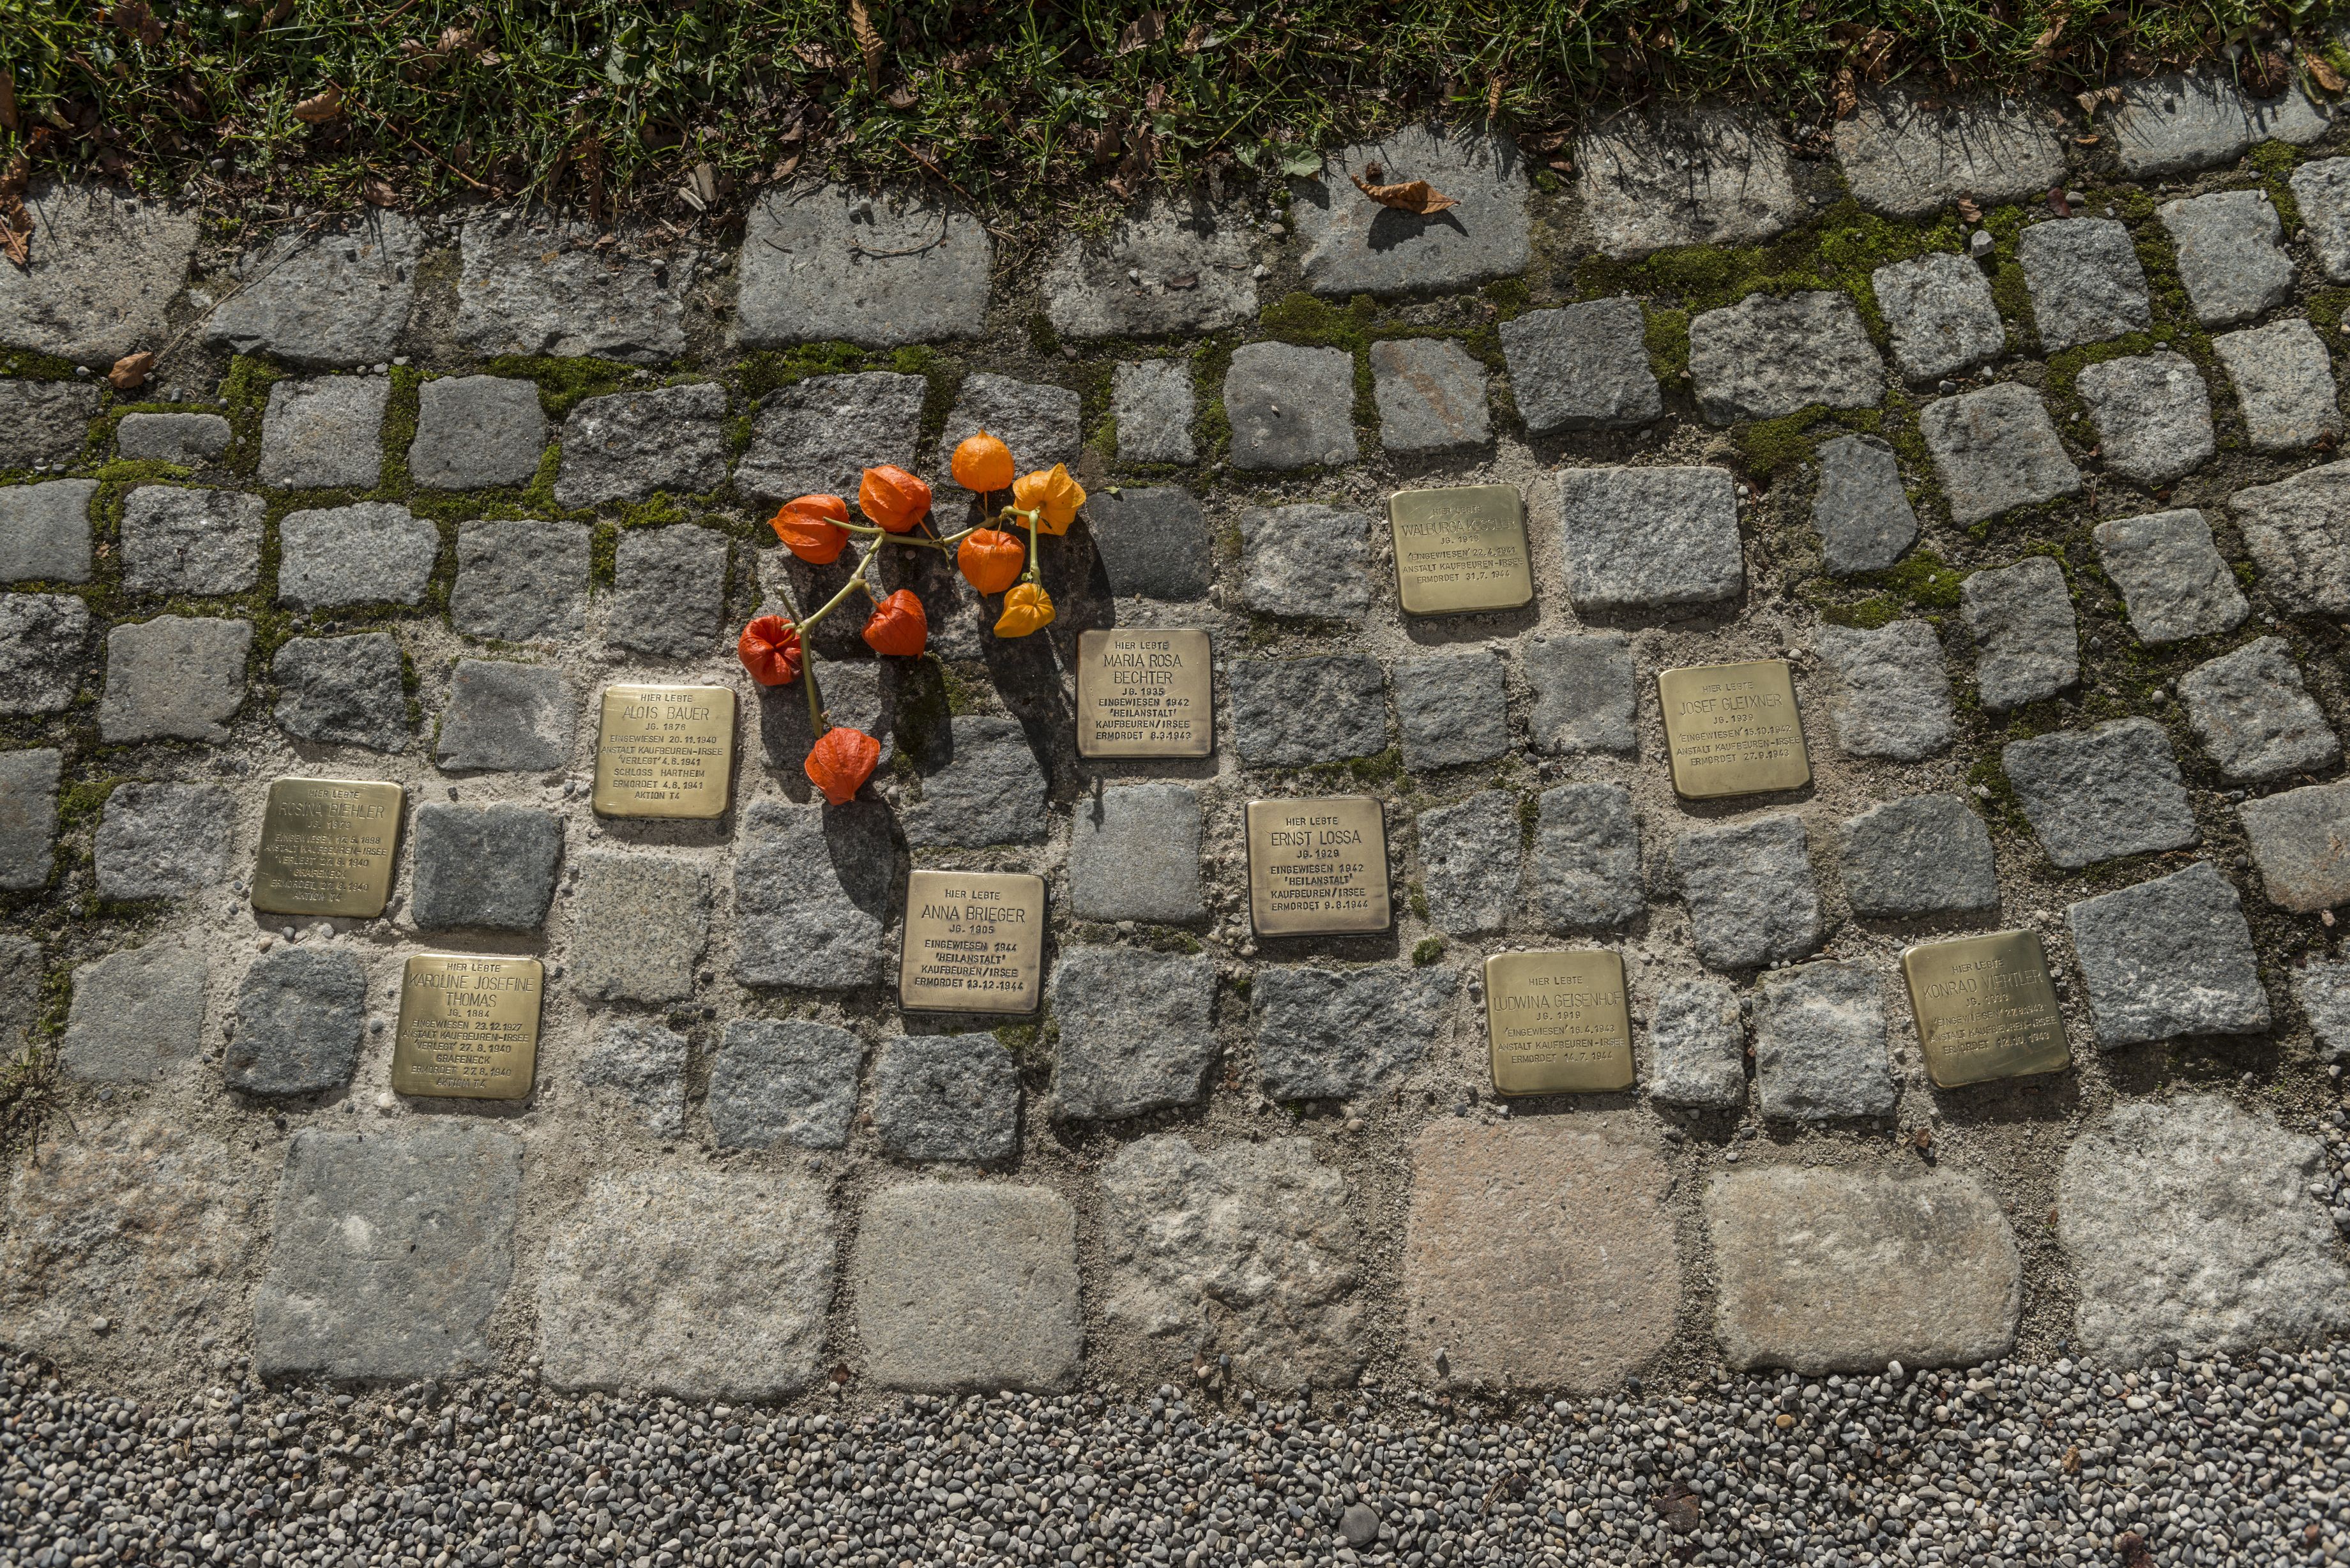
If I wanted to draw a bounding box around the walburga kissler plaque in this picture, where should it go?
[1656,658,1811,799]
[1075,628,1213,758]
[898,870,1047,1014]
[1484,949,1635,1096]
[1388,483,1535,617]
[1900,929,2071,1089]
[593,683,737,818]
[1245,795,1391,937]
[252,777,404,919]
[390,953,544,1100]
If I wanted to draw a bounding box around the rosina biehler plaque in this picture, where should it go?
[1245,795,1391,937]
[592,683,737,818]
[1656,658,1811,799]
[1484,949,1635,1096]
[898,870,1047,1014]
[1075,628,1213,758]
[252,777,404,919]
[1387,483,1535,617]
[1900,930,2071,1089]
[390,953,543,1100]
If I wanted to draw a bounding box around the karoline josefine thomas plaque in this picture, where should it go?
[1075,628,1213,759]
[252,776,405,919]
[1245,795,1391,937]
[390,953,544,1100]
[1387,483,1535,617]
[899,870,1047,1014]
[1656,658,1812,800]
[592,683,738,819]
[1484,949,1636,1096]
[1900,929,2071,1089]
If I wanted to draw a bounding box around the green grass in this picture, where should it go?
[0,1,2333,224]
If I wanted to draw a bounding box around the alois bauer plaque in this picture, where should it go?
[1485,949,1635,1096]
[1388,483,1535,617]
[1245,795,1391,937]
[593,683,737,819]
[390,953,544,1100]
[1075,628,1213,758]
[1900,930,2070,1089]
[252,776,404,919]
[899,870,1047,1014]
[1656,658,1811,800]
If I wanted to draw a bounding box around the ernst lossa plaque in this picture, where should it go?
[1245,795,1391,937]
[1900,929,2071,1089]
[1387,483,1535,617]
[1484,949,1635,1096]
[390,953,544,1100]
[899,870,1047,1014]
[592,683,738,819]
[1656,658,1812,799]
[1075,628,1214,758]
[252,776,405,919]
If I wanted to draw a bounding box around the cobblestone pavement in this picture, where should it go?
[6,64,2350,1566]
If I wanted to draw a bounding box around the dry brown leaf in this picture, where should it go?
[0,69,17,133]
[771,152,802,181]
[884,84,917,110]
[114,1,165,48]
[0,225,26,271]
[1352,173,1457,216]
[1179,22,1208,55]
[291,84,344,123]
[1955,196,1982,222]
[1116,10,1167,54]
[1830,64,1858,119]
[847,0,884,89]
[108,352,155,392]
[1485,74,1503,119]
[2313,55,2347,94]
[362,175,397,207]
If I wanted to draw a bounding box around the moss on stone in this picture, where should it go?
[1412,936,1446,965]
[480,354,635,419]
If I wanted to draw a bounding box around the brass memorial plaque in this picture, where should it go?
[1656,658,1812,800]
[592,683,738,819]
[1900,930,2071,1089]
[1075,628,1214,758]
[252,777,405,919]
[1245,795,1391,937]
[390,953,544,1100]
[898,870,1047,1014]
[1388,484,1536,617]
[1485,949,1635,1096]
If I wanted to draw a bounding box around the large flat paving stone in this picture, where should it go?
[0,381,98,468]
[2077,352,2215,487]
[434,658,574,773]
[1395,651,1508,771]
[538,1168,834,1399]
[1919,382,2081,524]
[569,852,708,1004]
[2240,780,2350,913]
[1816,621,1953,762]
[901,715,1048,848]
[1255,964,1457,1101]
[1753,961,1896,1122]
[2102,73,2251,177]
[1576,106,1800,258]
[1960,555,2076,710]
[2065,861,2270,1046]
[0,185,197,364]
[1224,342,1358,471]
[0,1118,261,1377]
[1524,632,1637,755]
[1068,783,1203,924]
[1418,790,1521,937]
[578,1020,688,1138]
[1370,337,1490,455]
[609,524,728,660]
[61,941,206,1084]
[554,382,729,508]
[1,593,90,716]
[450,518,589,642]
[272,632,410,751]
[1050,946,1218,1121]
[0,479,95,584]
[2015,218,2151,352]
[225,946,365,1097]
[2229,459,2350,616]
[2059,1094,2350,1364]
[1557,465,1741,613]
[253,1124,520,1381]
[853,1183,1080,1392]
[2180,637,2340,784]
[872,1034,1020,1163]
[1838,793,2000,919]
[114,412,230,466]
[204,213,421,366]
[1688,290,1883,423]
[1874,252,2005,384]
[1087,486,1211,599]
[1499,298,1660,433]
[1238,503,1372,624]
[98,615,249,743]
[257,376,388,490]
[1709,1167,2020,1373]
[1811,434,1918,577]
[455,215,694,364]
[409,374,548,490]
[1646,978,1746,1111]
[2213,319,2342,452]
[2091,508,2246,646]
[409,801,563,931]
[934,372,1081,476]
[1292,129,1529,295]
[0,748,60,891]
[1111,360,1195,464]
[736,371,927,504]
[1530,781,1645,932]
[1230,654,1388,765]
[2003,718,2196,869]
[2294,156,2350,282]
[1042,200,1257,337]
[1833,91,2066,217]
[120,486,262,596]
[93,780,235,902]
[736,186,990,349]
[733,799,894,991]
[1676,814,1821,970]
[2160,190,2293,328]
[1102,1135,1365,1390]
[709,1019,861,1151]
[278,501,439,610]
[1404,1119,1677,1392]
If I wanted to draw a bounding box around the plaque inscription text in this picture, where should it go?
[252,777,404,919]
[899,870,1047,1014]
[1075,628,1214,758]
[1388,484,1535,617]
[593,683,738,819]
[1245,795,1391,937]
[1900,930,2071,1088]
[1484,949,1636,1096]
[391,953,544,1100]
[1656,658,1812,799]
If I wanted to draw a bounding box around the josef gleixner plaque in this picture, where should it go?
[1656,658,1812,800]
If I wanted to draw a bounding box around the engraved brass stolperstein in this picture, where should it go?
[1387,483,1535,617]
[899,870,1048,1014]
[1485,949,1635,1096]
[1900,929,2071,1088]
[1075,628,1214,758]
[592,683,738,819]
[1656,658,1812,799]
[252,776,405,919]
[1245,795,1391,937]
[390,953,544,1100]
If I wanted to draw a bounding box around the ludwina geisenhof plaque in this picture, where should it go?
[1656,658,1812,800]
[1245,795,1391,937]
[252,776,405,919]
[1387,483,1536,617]
[1900,929,2071,1089]
[1484,949,1635,1096]
[1075,628,1213,758]
[898,870,1047,1014]
[592,683,738,818]
[390,953,544,1100]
